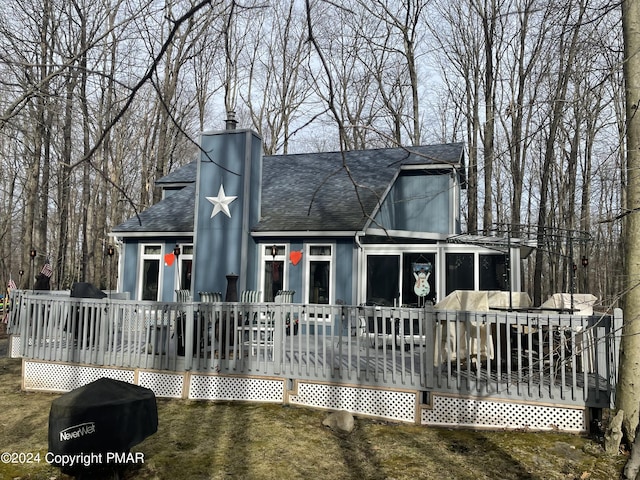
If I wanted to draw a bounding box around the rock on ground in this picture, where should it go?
[322,410,355,434]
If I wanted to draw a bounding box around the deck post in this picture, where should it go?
[184,303,195,370]
[423,307,435,389]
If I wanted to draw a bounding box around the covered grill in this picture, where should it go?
[48,378,157,473]
[69,282,107,344]
[70,282,108,300]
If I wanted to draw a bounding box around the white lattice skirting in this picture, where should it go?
[22,360,284,404]
[289,381,418,423]
[21,361,587,432]
[10,335,21,358]
[421,394,586,432]
[23,361,135,392]
[189,374,284,402]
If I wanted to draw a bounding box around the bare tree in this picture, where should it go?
[616,0,640,455]
[430,0,487,233]
[356,0,428,146]
[498,0,551,235]
[242,1,312,154]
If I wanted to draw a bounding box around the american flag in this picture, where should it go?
[41,262,53,278]
[8,278,17,290]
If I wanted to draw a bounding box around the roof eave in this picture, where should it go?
[110,231,194,239]
[364,228,450,241]
[251,230,359,238]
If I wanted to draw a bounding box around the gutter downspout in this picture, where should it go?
[355,231,365,305]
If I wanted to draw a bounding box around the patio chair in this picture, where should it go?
[274,290,297,336]
[354,315,371,350]
[196,292,223,355]
[198,291,222,303]
[240,290,262,325]
[175,289,192,303]
[241,290,262,303]
[274,290,295,303]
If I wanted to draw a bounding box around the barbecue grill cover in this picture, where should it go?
[48,378,157,463]
[70,282,108,299]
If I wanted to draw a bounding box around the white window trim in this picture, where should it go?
[359,245,439,306]
[175,244,193,297]
[443,250,478,292]
[138,243,163,301]
[303,243,335,306]
[259,244,289,301]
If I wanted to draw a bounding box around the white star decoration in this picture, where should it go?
[206,185,237,218]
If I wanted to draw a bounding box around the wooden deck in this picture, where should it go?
[7,291,620,411]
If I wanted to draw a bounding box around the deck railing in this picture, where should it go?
[6,290,621,408]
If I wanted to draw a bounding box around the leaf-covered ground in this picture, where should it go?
[0,328,626,480]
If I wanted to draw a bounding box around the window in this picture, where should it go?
[402,253,436,306]
[306,245,332,304]
[366,255,399,306]
[140,245,162,301]
[480,254,508,290]
[446,253,474,295]
[366,252,436,306]
[177,245,193,292]
[262,245,286,302]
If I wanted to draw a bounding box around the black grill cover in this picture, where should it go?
[70,282,108,299]
[48,378,157,465]
[68,282,108,344]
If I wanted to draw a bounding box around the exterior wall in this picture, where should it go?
[335,241,356,305]
[374,173,455,235]
[252,238,356,306]
[119,238,193,301]
[120,237,522,304]
[288,240,304,303]
[121,241,138,296]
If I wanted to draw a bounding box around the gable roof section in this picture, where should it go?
[111,142,464,236]
[253,143,464,233]
[155,160,197,187]
[112,183,196,235]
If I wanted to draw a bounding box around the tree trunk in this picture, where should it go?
[480,0,496,234]
[624,424,640,479]
[57,71,75,288]
[617,0,640,447]
[533,1,585,305]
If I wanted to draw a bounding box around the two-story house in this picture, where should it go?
[111,121,522,311]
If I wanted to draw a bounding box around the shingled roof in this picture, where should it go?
[112,183,196,234]
[256,143,464,233]
[112,142,464,235]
